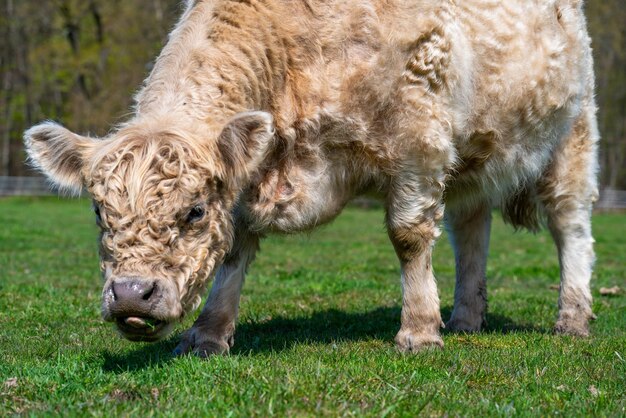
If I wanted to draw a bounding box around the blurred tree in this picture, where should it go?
[586,0,626,189]
[0,0,624,189]
[0,0,181,175]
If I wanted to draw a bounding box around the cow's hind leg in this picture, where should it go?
[387,170,447,352]
[538,113,599,337]
[445,203,491,332]
[174,221,259,357]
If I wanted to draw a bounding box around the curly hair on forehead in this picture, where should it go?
[87,124,224,203]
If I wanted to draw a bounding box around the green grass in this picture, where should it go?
[1,196,624,416]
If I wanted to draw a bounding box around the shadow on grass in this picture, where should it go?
[232,306,401,354]
[100,305,544,371]
[478,311,547,335]
[233,305,546,354]
[101,336,179,373]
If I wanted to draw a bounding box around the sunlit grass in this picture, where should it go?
[1,197,624,416]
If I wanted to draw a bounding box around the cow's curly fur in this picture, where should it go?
[25,0,599,352]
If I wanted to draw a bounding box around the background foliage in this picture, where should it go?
[1,0,625,187]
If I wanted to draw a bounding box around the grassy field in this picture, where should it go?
[0,196,624,416]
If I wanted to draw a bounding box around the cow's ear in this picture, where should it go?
[216,111,274,187]
[24,122,95,195]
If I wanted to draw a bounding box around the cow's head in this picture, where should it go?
[24,111,273,341]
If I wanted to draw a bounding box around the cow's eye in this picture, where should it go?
[186,205,205,224]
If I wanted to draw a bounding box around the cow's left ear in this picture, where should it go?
[24,122,96,195]
[216,111,275,187]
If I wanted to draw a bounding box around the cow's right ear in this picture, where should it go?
[24,122,96,195]
[216,111,275,188]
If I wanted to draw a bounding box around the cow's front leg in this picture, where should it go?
[387,173,445,352]
[445,203,492,332]
[174,224,259,357]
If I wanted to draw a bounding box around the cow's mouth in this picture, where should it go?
[115,316,171,342]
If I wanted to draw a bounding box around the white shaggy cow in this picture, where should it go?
[25,0,599,356]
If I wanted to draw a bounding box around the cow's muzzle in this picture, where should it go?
[102,277,179,341]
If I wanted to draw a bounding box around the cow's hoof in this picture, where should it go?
[446,316,483,333]
[192,340,230,358]
[173,328,231,358]
[554,319,590,337]
[554,309,592,337]
[395,329,443,353]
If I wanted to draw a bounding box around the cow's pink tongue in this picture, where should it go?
[124,316,147,329]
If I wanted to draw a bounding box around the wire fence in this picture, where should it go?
[1,176,625,210]
[0,176,54,196]
[595,188,626,211]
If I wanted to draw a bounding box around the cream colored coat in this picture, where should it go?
[25,0,598,354]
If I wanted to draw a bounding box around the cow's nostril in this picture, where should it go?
[142,283,156,301]
[110,283,118,301]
